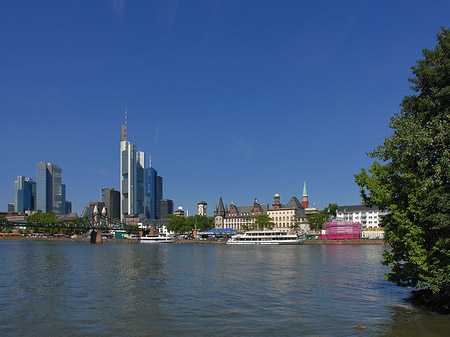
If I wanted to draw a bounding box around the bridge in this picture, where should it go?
[0,214,141,243]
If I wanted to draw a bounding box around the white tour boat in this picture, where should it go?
[227,230,305,245]
[138,233,174,244]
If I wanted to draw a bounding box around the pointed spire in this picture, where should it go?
[101,206,107,216]
[302,181,308,197]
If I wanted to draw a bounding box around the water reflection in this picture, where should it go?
[0,241,448,336]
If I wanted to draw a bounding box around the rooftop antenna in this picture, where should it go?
[149,153,152,168]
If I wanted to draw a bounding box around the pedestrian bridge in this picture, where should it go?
[0,214,138,243]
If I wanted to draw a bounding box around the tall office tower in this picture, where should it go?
[104,188,120,220]
[65,201,72,214]
[160,199,174,218]
[144,165,157,219]
[120,111,146,220]
[36,162,66,215]
[156,175,163,219]
[8,203,15,212]
[14,176,36,213]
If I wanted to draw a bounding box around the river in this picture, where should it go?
[0,241,448,336]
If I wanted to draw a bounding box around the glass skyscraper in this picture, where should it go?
[120,112,164,220]
[36,162,66,215]
[14,176,36,213]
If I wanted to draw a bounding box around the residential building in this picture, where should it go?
[336,205,389,228]
[174,206,185,217]
[36,162,66,215]
[198,201,207,216]
[7,203,15,212]
[14,176,36,213]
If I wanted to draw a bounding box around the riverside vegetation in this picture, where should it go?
[355,27,450,312]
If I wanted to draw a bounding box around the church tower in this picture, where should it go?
[301,181,309,209]
[272,193,281,209]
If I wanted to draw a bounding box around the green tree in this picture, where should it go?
[355,28,450,311]
[166,214,188,233]
[27,212,58,225]
[323,203,339,219]
[307,213,327,231]
[254,214,275,230]
[189,215,214,231]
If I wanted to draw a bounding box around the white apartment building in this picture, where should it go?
[336,205,389,228]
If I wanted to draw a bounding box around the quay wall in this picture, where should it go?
[0,236,385,245]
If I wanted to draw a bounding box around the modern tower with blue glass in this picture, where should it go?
[36,162,66,215]
[120,111,147,220]
[120,111,164,221]
[14,176,36,213]
[144,162,164,220]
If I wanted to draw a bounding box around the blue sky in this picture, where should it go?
[1,0,449,216]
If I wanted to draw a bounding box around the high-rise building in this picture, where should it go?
[36,162,66,215]
[156,175,163,219]
[120,111,165,220]
[104,188,120,220]
[144,166,156,219]
[120,111,146,220]
[161,199,174,218]
[14,176,36,213]
[65,201,72,214]
[8,203,15,212]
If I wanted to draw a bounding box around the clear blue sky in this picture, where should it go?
[1,0,449,216]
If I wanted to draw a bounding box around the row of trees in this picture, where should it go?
[165,214,214,233]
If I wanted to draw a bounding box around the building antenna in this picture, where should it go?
[124,109,127,140]
[149,153,152,168]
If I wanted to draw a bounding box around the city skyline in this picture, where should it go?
[1,1,449,216]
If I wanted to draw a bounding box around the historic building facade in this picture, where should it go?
[267,194,308,233]
[214,182,311,232]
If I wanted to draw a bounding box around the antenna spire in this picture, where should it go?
[149,153,152,168]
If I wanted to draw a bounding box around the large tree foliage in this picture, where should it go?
[355,28,450,307]
[165,215,214,233]
[27,212,59,224]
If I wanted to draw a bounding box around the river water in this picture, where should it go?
[0,241,448,336]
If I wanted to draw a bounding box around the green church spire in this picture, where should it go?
[302,181,307,197]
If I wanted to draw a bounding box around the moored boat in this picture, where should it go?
[138,233,174,243]
[227,230,304,245]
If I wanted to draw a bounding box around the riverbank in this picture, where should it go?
[0,236,385,245]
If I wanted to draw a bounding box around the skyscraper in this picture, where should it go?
[104,188,120,220]
[120,111,165,220]
[144,166,157,219]
[160,199,174,218]
[36,162,66,215]
[120,110,145,220]
[14,176,36,213]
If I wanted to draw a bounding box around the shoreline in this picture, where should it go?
[0,236,386,245]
